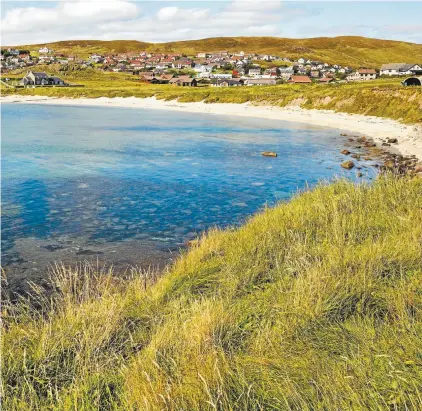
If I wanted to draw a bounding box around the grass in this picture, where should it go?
[2,69,422,124]
[6,36,422,67]
[3,175,422,410]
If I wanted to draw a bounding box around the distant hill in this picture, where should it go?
[7,36,422,67]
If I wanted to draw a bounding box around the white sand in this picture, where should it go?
[2,95,422,159]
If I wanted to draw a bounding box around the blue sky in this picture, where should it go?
[1,1,421,45]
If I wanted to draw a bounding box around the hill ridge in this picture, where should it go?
[5,36,422,67]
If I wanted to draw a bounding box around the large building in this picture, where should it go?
[380,63,422,76]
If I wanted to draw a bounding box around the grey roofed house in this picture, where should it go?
[211,78,245,87]
[245,78,277,86]
[169,76,198,86]
[20,71,65,86]
[380,63,413,71]
[21,71,49,85]
[380,63,422,75]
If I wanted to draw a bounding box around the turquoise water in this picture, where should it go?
[1,103,378,288]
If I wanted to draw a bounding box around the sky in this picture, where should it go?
[1,0,421,46]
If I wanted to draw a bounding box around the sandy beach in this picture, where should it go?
[2,95,422,159]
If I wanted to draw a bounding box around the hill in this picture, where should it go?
[3,176,422,410]
[9,36,422,67]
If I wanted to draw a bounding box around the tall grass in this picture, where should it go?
[2,175,422,410]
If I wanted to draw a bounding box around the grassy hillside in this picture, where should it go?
[3,176,422,410]
[2,71,422,124]
[8,36,422,67]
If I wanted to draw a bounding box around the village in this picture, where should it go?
[1,46,422,87]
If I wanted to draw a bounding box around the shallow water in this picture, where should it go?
[1,103,379,291]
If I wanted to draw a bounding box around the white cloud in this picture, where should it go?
[1,0,140,43]
[156,6,179,21]
[2,0,419,45]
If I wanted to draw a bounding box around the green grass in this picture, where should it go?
[3,176,422,410]
[5,36,422,67]
[2,70,422,124]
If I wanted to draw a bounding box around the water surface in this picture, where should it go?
[1,103,378,292]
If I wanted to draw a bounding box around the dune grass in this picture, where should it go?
[2,175,422,410]
[2,70,422,124]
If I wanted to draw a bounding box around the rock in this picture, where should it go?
[340,133,348,136]
[357,136,367,143]
[415,163,422,173]
[76,249,103,255]
[382,143,391,147]
[341,149,351,155]
[355,146,362,149]
[42,244,65,252]
[351,154,361,160]
[261,151,277,157]
[364,142,376,147]
[341,160,355,170]
[363,156,372,161]
[387,138,398,144]
[357,172,363,177]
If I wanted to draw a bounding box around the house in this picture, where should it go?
[248,68,261,77]
[211,78,245,87]
[245,78,276,86]
[319,77,334,84]
[289,75,312,84]
[172,59,191,69]
[193,64,214,75]
[38,47,52,54]
[346,69,377,81]
[210,73,233,79]
[169,76,198,87]
[278,67,294,80]
[310,70,321,78]
[380,63,422,76]
[143,74,173,84]
[20,71,65,86]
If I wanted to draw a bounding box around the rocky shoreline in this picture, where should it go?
[337,133,421,176]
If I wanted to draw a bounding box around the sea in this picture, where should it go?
[1,102,380,293]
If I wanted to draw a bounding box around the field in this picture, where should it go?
[2,69,422,124]
[7,36,422,68]
[3,175,422,410]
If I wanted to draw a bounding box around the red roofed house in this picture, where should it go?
[346,68,377,81]
[289,75,312,84]
[319,77,334,84]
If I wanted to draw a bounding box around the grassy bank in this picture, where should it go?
[2,71,421,124]
[3,176,422,410]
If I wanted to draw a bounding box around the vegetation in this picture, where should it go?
[3,175,422,410]
[2,70,422,124]
[5,36,422,67]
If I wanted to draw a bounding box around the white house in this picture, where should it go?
[38,47,52,54]
[278,67,294,80]
[210,73,233,79]
[380,63,422,76]
[347,69,377,81]
[248,68,261,77]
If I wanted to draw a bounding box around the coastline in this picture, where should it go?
[2,94,422,159]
